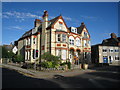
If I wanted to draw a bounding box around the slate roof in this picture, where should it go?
[102,37,120,46]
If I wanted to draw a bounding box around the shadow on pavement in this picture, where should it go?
[89,65,120,72]
[52,69,120,88]
[2,68,63,88]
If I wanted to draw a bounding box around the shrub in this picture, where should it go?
[14,55,24,63]
[41,52,61,68]
[67,62,71,69]
[60,61,71,69]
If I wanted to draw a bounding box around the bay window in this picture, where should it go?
[76,38,80,46]
[62,34,66,42]
[57,34,61,42]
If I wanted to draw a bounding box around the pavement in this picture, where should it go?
[1,63,96,79]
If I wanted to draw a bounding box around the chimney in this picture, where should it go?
[81,22,85,25]
[42,10,48,19]
[110,33,117,38]
[42,10,48,28]
[34,19,42,27]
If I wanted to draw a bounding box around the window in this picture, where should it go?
[56,49,61,57]
[25,51,27,60]
[115,56,119,60]
[88,40,91,46]
[28,38,31,45]
[62,50,66,60]
[84,40,87,47]
[71,27,77,33]
[71,29,74,32]
[103,49,107,52]
[24,39,27,45]
[84,32,88,38]
[74,29,77,33]
[62,34,66,42]
[69,39,74,45]
[33,38,36,44]
[76,38,80,46]
[33,49,36,59]
[57,34,61,42]
[115,49,119,52]
[72,40,74,45]
[36,50,38,58]
[109,49,114,52]
[69,36,74,45]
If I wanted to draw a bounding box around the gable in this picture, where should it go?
[81,27,90,38]
[53,18,68,32]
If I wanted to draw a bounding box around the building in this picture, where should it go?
[17,11,91,65]
[91,33,120,65]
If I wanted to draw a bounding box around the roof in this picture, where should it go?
[102,36,120,46]
[77,25,84,34]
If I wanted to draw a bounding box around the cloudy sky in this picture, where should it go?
[2,2,119,45]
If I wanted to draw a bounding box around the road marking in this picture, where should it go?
[89,79,104,88]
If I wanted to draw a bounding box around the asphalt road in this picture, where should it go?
[2,66,120,88]
[2,68,63,88]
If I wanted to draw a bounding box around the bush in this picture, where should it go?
[41,52,61,68]
[60,62,67,66]
[14,55,24,63]
[67,62,71,69]
[60,61,71,69]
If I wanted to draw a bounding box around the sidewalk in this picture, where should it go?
[1,63,96,79]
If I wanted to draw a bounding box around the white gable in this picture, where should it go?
[54,19,68,32]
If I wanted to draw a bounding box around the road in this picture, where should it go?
[2,65,120,88]
[2,68,63,88]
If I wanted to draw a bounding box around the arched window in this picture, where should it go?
[76,37,81,46]
[69,36,74,45]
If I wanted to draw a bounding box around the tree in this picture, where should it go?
[2,46,15,58]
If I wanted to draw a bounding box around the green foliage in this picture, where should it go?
[60,61,71,69]
[2,46,15,59]
[14,55,24,63]
[41,52,61,68]
[67,61,71,69]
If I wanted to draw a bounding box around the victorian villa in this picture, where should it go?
[17,11,91,65]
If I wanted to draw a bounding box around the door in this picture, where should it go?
[103,56,108,63]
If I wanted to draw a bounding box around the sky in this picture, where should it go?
[2,2,119,45]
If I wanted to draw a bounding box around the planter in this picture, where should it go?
[83,64,88,69]
[79,64,82,69]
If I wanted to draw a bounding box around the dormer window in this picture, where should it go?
[71,27,77,33]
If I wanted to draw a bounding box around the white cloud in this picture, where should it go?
[63,16,72,21]
[80,15,98,21]
[2,11,42,22]
[7,26,23,30]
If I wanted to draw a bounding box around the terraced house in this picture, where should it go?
[17,11,91,65]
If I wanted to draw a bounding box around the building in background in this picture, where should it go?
[17,11,91,65]
[91,33,120,65]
